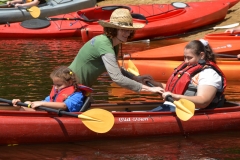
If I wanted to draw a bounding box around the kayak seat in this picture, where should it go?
[79,96,91,112]
[21,19,51,29]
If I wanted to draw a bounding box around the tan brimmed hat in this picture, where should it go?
[98,8,145,30]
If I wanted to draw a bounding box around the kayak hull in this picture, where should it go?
[0,12,84,38]
[80,0,238,43]
[126,39,240,60]
[0,0,96,24]
[1,0,238,39]
[204,31,240,40]
[0,101,240,145]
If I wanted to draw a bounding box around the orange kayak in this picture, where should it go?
[125,39,240,60]
[120,60,240,81]
[80,0,238,43]
[205,31,240,40]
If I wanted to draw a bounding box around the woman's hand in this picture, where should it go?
[148,86,165,94]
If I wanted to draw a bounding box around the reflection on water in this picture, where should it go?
[0,37,240,159]
[0,131,239,159]
[0,37,186,102]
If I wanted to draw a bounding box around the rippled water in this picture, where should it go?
[0,131,239,160]
[0,37,186,102]
[0,37,240,159]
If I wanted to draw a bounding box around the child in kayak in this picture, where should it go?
[12,66,92,112]
[144,39,227,111]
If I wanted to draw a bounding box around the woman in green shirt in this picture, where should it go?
[69,8,164,94]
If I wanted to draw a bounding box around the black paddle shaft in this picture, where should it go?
[0,98,78,117]
[46,13,147,23]
[146,81,174,103]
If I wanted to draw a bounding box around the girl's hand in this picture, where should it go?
[12,99,21,107]
[162,92,181,101]
[29,101,44,109]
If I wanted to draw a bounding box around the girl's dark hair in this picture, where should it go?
[103,27,135,40]
[50,66,79,91]
[185,40,216,63]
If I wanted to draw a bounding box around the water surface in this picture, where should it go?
[0,37,239,159]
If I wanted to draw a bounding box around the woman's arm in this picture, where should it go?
[102,53,164,93]
[163,85,217,109]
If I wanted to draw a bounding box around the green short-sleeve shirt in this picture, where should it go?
[69,35,119,87]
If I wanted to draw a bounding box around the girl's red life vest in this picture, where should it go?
[165,60,227,95]
[49,85,92,102]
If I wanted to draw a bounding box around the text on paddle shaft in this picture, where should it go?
[118,117,149,122]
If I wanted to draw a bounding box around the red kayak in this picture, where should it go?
[205,31,240,40]
[80,0,239,43]
[0,101,240,144]
[0,0,239,39]
[0,12,84,38]
[125,39,240,60]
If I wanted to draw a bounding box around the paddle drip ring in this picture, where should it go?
[57,109,63,117]
[171,2,189,8]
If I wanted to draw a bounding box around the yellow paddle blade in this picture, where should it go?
[78,108,114,133]
[127,68,140,76]
[26,6,40,18]
[127,60,140,76]
[174,99,195,121]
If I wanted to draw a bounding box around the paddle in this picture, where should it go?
[22,6,40,18]
[213,23,239,30]
[9,4,40,18]
[0,98,114,133]
[45,13,147,23]
[146,82,195,121]
[101,5,130,11]
[45,17,97,22]
[127,60,195,121]
[215,54,239,58]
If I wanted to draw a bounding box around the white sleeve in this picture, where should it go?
[198,68,222,90]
